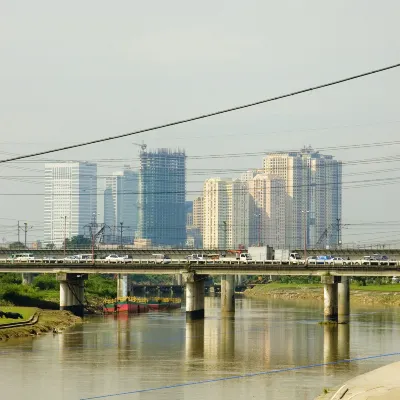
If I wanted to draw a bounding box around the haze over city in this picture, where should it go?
[1,0,400,246]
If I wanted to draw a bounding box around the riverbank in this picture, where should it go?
[244,283,400,306]
[315,361,400,399]
[0,310,81,341]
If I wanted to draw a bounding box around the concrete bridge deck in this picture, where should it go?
[0,261,399,276]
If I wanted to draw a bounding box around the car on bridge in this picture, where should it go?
[152,254,171,264]
[104,254,131,263]
[6,253,35,262]
[326,257,348,266]
[62,255,79,263]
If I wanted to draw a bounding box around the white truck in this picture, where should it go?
[274,249,301,263]
[248,246,273,261]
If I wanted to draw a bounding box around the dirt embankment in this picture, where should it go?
[0,310,81,341]
[244,285,400,306]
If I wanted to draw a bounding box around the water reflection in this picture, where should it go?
[4,297,399,400]
[185,320,204,360]
[220,316,235,360]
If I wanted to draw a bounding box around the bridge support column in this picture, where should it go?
[221,275,235,314]
[321,276,339,322]
[21,273,34,285]
[235,275,243,286]
[183,273,205,321]
[117,274,129,298]
[338,277,350,324]
[175,273,183,286]
[57,273,87,317]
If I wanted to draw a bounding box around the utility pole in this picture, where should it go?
[258,214,261,247]
[17,221,20,243]
[120,222,123,248]
[24,222,27,248]
[337,218,341,248]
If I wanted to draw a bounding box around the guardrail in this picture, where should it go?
[0,259,399,267]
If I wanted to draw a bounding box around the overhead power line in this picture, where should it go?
[1,62,400,164]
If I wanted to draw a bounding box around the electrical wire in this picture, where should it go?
[1,62,400,164]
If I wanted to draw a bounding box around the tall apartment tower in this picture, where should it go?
[103,168,138,244]
[192,196,204,233]
[44,162,97,247]
[263,147,342,249]
[203,178,249,249]
[247,174,286,248]
[136,149,186,247]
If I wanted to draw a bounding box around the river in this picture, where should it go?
[1,295,400,399]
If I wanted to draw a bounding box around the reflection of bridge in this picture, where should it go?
[1,261,399,322]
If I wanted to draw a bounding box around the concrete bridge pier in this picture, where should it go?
[221,275,235,314]
[235,275,243,286]
[21,273,34,285]
[175,273,183,286]
[183,273,205,321]
[338,277,350,324]
[57,273,87,317]
[117,274,129,298]
[321,275,339,322]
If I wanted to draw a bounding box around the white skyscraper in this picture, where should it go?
[103,168,138,244]
[248,174,286,248]
[203,178,249,249]
[44,162,97,247]
[263,147,342,249]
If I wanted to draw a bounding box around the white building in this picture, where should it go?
[202,178,249,249]
[263,147,342,249]
[103,168,138,244]
[44,162,97,247]
[247,174,286,248]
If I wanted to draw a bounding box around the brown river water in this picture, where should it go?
[1,295,400,400]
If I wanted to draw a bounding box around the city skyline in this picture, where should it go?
[37,146,341,250]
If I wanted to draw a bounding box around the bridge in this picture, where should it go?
[0,247,399,258]
[1,259,399,324]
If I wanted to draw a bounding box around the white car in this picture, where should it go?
[63,255,79,263]
[105,254,129,263]
[7,253,35,262]
[327,257,348,266]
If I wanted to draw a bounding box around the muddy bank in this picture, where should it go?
[0,310,81,341]
[244,285,400,306]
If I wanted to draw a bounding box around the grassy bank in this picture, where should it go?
[0,309,81,341]
[244,283,400,305]
[0,306,38,324]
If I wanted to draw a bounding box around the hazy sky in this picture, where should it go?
[1,1,400,246]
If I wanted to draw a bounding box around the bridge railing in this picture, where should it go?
[0,258,399,267]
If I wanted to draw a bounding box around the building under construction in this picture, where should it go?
[136,149,186,247]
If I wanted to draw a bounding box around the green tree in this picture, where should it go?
[9,241,26,250]
[65,235,91,249]
[45,243,56,250]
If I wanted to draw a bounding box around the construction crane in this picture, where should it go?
[315,220,348,248]
[132,141,147,152]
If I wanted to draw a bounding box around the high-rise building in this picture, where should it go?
[263,147,342,249]
[247,174,286,248]
[202,178,249,249]
[193,196,204,234]
[44,162,97,247]
[136,149,186,247]
[103,168,138,244]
